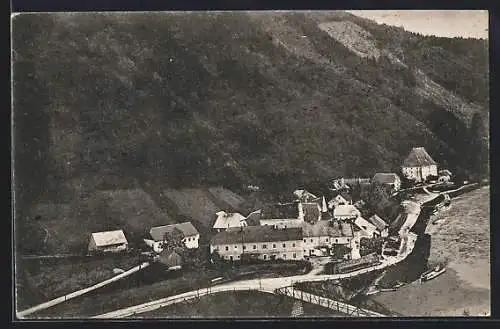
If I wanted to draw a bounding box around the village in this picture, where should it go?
[17,143,487,319]
[86,146,455,279]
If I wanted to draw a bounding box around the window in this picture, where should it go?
[326,238,329,242]
[310,239,313,242]
[283,254,287,259]
[283,243,286,248]
[292,243,296,247]
[273,244,276,248]
[335,239,338,243]
[225,246,229,251]
[236,255,240,259]
[253,245,256,250]
[303,239,306,242]
[243,246,246,250]
[293,253,296,258]
[230,256,233,261]
[235,245,238,249]
[262,244,267,249]
[263,255,267,260]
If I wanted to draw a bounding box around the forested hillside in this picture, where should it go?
[12,11,489,214]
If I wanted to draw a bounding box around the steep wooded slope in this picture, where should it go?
[13,12,489,212]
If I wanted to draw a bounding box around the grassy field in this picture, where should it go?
[207,187,246,212]
[163,188,224,228]
[17,254,141,310]
[22,188,175,254]
[371,186,490,316]
[29,261,309,318]
[135,291,342,318]
[20,186,247,256]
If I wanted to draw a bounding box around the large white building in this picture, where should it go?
[371,173,402,191]
[210,226,303,261]
[148,222,200,250]
[212,211,248,232]
[333,204,361,221]
[301,220,353,257]
[401,147,438,182]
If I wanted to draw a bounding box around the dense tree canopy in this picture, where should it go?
[12,12,488,209]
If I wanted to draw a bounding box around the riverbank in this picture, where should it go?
[370,186,490,316]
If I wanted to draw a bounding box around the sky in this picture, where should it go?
[346,10,488,39]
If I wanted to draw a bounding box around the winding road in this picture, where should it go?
[93,232,418,319]
[21,190,442,319]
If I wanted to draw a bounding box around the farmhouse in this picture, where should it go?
[213,211,248,232]
[210,226,303,261]
[259,202,304,228]
[371,173,401,191]
[402,147,438,183]
[88,230,128,253]
[301,221,353,257]
[368,214,389,238]
[333,204,361,220]
[353,216,379,238]
[149,222,200,249]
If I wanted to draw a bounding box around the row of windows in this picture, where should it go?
[303,238,350,243]
[184,237,196,242]
[224,253,298,261]
[221,242,297,251]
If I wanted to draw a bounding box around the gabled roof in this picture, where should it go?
[302,203,321,223]
[293,189,318,201]
[211,226,302,245]
[333,205,361,218]
[372,173,400,185]
[301,220,353,238]
[402,147,437,167]
[261,202,300,220]
[213,212,247,229]
[245,209,262,226]
[354,216,378,233]
[368,214,388,231]
[150,222,199,241]
[91,230,128,247]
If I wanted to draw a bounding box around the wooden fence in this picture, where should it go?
[17,262,150,318]
[275,286,386,317]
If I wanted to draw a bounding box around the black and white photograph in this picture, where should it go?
[12,10,490,319]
